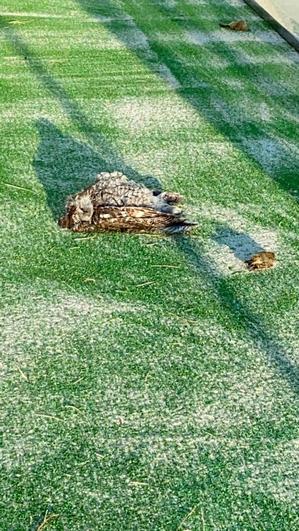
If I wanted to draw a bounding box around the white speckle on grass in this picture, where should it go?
[210,97,272,125]
[185,78,211,89]
[186,0,260,19]
[153,32,183,43]
[86,21,180,88]
[92,15,133,23]
[190,202,280,275]
[161,0,177,8]
[242,137,299,172]
[106,95,200,134]
[257,77,298,97]
[191,369,288,430]
[185,0,208,5]
[0,99,68,123]
[258,102,272,121]
[219,0,244,5]
[242,440,299,504]
[0,287,144,376]
[185,30,209,46]
[186,29,283,46]
[116,26,150,49]
[127,139,235,171]
[0,11,78,19]
[223,78,244,90]
[235,48,299,66]
[209,55,231,69]
[19,31,126,51]
[206,226,279,275]
[157,64,181,88]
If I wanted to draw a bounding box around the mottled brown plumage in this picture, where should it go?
[219,20,249,31]
[246,251,276,271]
[58,172,196,234]
[59,205,196,234]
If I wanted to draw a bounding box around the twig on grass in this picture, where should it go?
[71,376,85,385]
[4,181,35,193]
[143,241,162,246]
[36,511,59,531]
[16,365,29,381]
[73,235,96,241]
[177,504,200,530]
[78,460,90,467]
[135,280,157,287]
[8,20,26,25]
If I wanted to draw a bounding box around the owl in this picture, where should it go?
[59,171,196,234]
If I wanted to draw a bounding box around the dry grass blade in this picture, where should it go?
[73,235,96,241]
[16,365,29,381]
[4,182,35,193]
[177,504,200,530]
[36,511,59,531]
[135,280,157,287]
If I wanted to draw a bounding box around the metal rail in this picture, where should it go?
[244,0,299,52]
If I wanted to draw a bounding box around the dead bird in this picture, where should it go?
[246,251,276,271]
[219,20,249,32]
[59,171,196,234]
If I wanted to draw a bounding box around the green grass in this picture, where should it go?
[0,0,299,529]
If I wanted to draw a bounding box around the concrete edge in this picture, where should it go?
[244,0,299,52]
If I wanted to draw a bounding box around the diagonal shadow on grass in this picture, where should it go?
[33,123,299,395]
[70,0,298,391]
[212,225,265,261]
[1,17,298,395]
[176,236,299,393]
[0,17,161,218]
[76,0,299,202]
[34,119,105,218]
[33,118,138,219]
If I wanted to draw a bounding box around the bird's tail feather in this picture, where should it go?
[163,220,198,234]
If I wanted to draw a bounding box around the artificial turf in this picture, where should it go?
[0,0,299,529]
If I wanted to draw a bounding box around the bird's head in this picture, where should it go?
[60,192,94,228]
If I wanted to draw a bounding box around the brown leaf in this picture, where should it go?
[246,251,276,271]
[219,20,249,31]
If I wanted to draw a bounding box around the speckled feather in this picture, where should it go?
[59,171,195,233]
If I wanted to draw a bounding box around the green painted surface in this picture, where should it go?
[0,1,298,529]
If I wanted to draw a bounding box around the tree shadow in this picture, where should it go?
[0,18,161,219]
[176,235,299,393]
[34,119,105,217]
[212,224,264,261]
[33,118,160,219]
[1,14,298,396]
[76,0,299,201]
